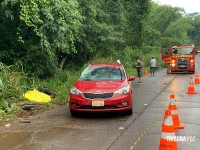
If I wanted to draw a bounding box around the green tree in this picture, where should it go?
[1,0,83,74]
[187,13,200,48]
[1,0,151,75]
[142,2,191,48]
[123,0,150,48]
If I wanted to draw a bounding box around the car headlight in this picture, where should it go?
[115,86,130,95]
[70,87,82,95]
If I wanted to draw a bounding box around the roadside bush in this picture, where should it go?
[24,51,57,79]
[0,62,34,111]
[139,45,165,69]
[37,69,81,104]
[0,99,7,111]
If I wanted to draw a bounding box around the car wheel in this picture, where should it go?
[70,110,78,116]
[125,109,132,115]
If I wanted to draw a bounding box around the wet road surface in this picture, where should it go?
[0,55,200,150]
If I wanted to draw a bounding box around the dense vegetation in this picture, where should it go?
[0,0,200,118]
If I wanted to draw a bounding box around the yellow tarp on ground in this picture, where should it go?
[23,89,51,103]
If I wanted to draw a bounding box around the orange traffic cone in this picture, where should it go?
[144,68,148,76]
[162,109,172,126]
[159,115,178,150]
[189,76,193,83]
[168,94,184,129]
[186,77,197,94]
[195,72,200,84]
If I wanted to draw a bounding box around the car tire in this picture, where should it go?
[70,110,78,116]
[125,109,132,115]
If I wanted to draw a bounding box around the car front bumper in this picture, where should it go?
[69,93,132,112]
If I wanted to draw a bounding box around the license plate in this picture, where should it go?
[180,65,185,67]
[92,100,104,106]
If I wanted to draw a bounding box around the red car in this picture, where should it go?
[69,63,135,115]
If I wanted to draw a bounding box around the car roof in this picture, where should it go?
[88,63,123,67]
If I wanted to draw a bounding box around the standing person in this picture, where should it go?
[150,57,157,76]
[136,59,143,83]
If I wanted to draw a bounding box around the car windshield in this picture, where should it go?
[80,66,125,81]
[172,48,193,55]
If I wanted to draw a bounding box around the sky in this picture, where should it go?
[152,0,200,14]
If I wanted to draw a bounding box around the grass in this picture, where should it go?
[37,69,81,104]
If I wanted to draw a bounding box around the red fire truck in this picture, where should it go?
[161,45,196,74]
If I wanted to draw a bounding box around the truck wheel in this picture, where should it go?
[167,68,171,74]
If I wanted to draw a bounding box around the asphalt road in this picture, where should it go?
[0,55,200,150]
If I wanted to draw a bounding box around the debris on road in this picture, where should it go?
[21,104,37,111]
[20,118,31,123]
[38,86,56,98]
[23,89,51,103]
[5,123,11,127]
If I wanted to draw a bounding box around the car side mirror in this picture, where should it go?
[128,76,135,81]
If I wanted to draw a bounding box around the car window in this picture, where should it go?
[80,66,125,81]
[163,48,170,56]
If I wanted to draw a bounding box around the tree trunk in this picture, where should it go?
[59,56,67,69]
